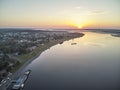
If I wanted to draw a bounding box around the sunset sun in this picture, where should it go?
[76,25,83,29]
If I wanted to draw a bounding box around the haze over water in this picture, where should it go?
[24,32,120,90]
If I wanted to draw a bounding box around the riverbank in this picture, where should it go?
[11,33,84,78]
[0,33,84,90]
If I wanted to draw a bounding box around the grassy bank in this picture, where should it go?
[11,38,70,72]
[11,34,84,73]
[20,38,71,60]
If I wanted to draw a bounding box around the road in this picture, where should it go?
[0,57,33,90]
[0,50,38,90]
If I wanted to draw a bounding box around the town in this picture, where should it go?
[0,29,84,83]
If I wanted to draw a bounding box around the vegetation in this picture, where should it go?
[0,30,84,81]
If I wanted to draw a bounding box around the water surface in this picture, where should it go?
[24,32,120,90]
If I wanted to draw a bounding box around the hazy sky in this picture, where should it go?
[0,0,120,29]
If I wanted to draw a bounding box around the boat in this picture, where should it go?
[59,41,63,44]
[24,70,31,75]
[111,34,120,37]
[12,70,31,90]
[71,43,77,45]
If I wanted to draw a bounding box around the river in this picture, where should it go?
[23,32,120,90]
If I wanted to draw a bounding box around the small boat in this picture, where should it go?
[59,41,63,44]
[71,43,77,45]
[24,70,31,75]
[111,34,120,37]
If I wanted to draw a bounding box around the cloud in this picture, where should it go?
[75,6,82,9]
[74,6,107,15]
[91,10,106,14]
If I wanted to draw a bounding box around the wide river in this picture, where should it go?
[24,32,120,90]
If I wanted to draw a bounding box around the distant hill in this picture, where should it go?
[0,28,46,32]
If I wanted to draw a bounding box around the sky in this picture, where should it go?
[0,0,120,29]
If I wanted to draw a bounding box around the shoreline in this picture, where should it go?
[11,34,84,79]
[0,33,84,90]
